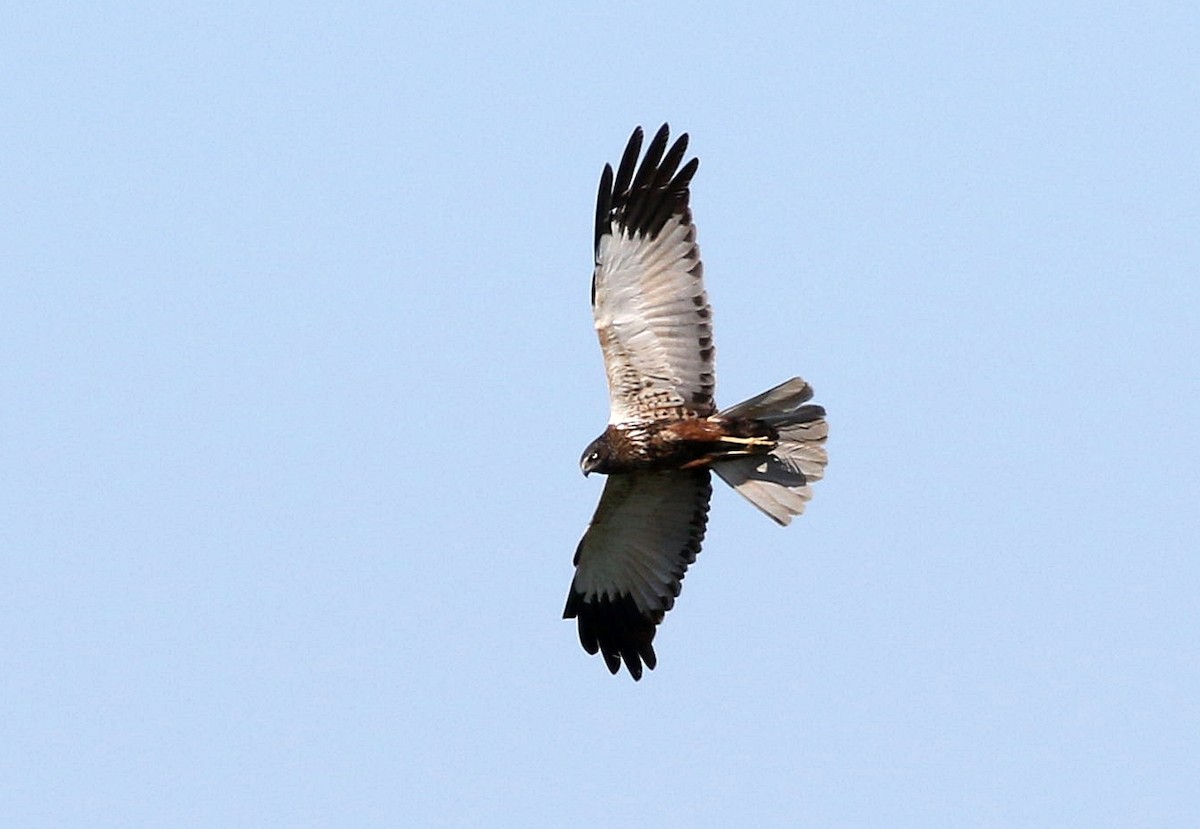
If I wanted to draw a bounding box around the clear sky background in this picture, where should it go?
[4,3,1198,826]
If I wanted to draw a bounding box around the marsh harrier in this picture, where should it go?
[564,124,828,679]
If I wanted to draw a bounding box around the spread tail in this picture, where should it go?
[713,378,828,526]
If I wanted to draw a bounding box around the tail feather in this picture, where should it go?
[719,377,814,420]
[714,378,828,526]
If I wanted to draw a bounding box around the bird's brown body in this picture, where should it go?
[581,416,778,476]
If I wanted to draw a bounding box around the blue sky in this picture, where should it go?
[4,3,1198,826]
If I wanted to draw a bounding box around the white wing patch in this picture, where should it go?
[594,215,714,424]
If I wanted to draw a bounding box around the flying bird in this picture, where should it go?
[563,124,829,679]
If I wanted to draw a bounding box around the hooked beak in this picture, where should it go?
[580,454,598,477]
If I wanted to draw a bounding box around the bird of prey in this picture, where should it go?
[563,124,829,679]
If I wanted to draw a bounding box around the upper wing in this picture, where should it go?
[592,124,716,424]
[563,469,711,680]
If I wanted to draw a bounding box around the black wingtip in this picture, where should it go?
[564,590,659,681]
[594,162,614,258]
[593,123,698,259]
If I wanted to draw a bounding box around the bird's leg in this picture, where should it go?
[714,435,777,459]
[717,435,776,449]
[679,435,777,469]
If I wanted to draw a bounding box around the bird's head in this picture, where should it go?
[580,435,614,477]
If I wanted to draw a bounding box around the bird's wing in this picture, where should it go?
[563,469,711,679]
[592,124,716,424]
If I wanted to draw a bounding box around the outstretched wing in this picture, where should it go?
[563,469,711,680]
[592,124,716,424]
